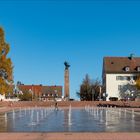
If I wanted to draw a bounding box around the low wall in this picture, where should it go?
[0,101,140,108]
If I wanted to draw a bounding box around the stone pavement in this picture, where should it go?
[1,101,140,108]
[0,133,140,140]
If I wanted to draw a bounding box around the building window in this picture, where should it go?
[137,67,140,72]
[133,76,137,80]
[130,76,138,81]
[116,76,123,80]
[116,76,138,82]
[125,66,130,72]
[116,76,130,81]
[124,76,130,80]
[118,85,123,90]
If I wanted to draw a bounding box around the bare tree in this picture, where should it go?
[119,83,138,100]
[76,74,101,101]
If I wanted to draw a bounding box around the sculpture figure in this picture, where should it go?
[64,61,70,70]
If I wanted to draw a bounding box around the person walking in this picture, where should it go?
[55,101,58,110]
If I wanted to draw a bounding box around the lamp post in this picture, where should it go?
[103,93,105,101]
[43,94,45,101]
[131,91,134,101]
[99,86,102,100]
[103,93,108,101]
[32,85,34,101]
[29,89,33,101]
[92,88,94,101]
[54,90,58,101]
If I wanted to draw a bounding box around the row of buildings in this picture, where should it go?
[15,85,63,101]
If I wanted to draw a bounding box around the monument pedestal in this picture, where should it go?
[64,69,69,100]
[64,62,70,100]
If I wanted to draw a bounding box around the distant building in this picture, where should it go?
[18,84,42,100]
[41,85,62,101]
[102,54,140,101]
[18,84,62,101]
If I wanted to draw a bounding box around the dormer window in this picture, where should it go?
[125,66,130,72]
[111,61,114,64]
[137,66,140,72]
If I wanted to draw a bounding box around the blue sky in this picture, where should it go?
[0,0,140,99]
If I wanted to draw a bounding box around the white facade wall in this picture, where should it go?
[106,73,138,101]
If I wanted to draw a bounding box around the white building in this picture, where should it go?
[102,55,140,101]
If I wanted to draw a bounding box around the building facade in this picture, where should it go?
[18,84,62,101]
[102,55,140,101]
[41,85,62,101]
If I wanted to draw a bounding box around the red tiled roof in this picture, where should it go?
[103,57,140,73]
[41,86,62,97]
[18,85,42,96]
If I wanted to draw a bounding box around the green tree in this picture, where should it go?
[0,27,13,96]
[77,74,101,101]
[18,89,32,101]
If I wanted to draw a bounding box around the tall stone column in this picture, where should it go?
[64,69,69,99]
[64,61,70,100]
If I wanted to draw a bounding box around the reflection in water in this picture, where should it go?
[4,113,7,126]
[132,109,135,118]
[64,109,70,131]
[0,107,140,132]
[12,110,15,119]
[0,113,7,131]
[68,105,72,127]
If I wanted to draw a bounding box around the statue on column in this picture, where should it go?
[64,61,70,70]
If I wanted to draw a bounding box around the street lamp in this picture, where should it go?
[92,88,95,101]
[103,93,108,101]
[131,91,134,101]
[29,89,33,101]
[99,86,102,100]
[32,85,34,101]
[54,90,58,101]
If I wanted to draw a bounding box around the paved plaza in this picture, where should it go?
[0,132,140,140]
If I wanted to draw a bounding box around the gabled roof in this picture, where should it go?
[41,86,62,96]
[103,56,140,73]
[18,85,42,95]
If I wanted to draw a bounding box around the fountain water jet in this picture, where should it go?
[68,104,72,126]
